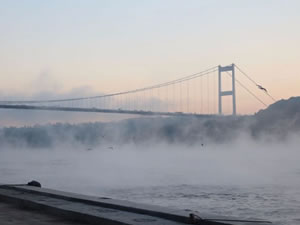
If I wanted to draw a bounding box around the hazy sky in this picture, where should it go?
[0,0,299,115]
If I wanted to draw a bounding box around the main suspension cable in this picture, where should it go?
[0,66,218,104]
[226,72,267,107]
[235,64,276,102]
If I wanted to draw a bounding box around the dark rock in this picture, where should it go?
[27,180,42,188]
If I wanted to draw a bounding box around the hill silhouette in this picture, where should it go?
[251,96,300,139]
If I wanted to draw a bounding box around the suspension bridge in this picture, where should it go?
[0,64,275,117]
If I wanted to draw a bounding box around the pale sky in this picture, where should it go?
[0,0,299,115]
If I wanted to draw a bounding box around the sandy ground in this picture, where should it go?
[0,201,89,225]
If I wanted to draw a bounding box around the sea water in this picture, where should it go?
[0,144,299,225]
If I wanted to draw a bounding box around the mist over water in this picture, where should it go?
[1,141,300,188]
[1,1,300,224]
[1,135,300,225]
[1,98,300,224]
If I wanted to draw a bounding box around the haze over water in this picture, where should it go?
[1,132,300,225]
[1,1,300,225]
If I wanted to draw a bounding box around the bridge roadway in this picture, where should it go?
[0,104,215,117]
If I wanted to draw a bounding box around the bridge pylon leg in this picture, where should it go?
[218,63,236,115]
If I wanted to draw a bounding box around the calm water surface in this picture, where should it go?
[0,146,299,225]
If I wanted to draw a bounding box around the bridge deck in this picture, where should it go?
[0,104,215,117]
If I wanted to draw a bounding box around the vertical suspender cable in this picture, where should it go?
[213,71,216,114]
[201,76,203,114]
[180,82,182,112]
[207,74,209,114]
[187,80,190,113]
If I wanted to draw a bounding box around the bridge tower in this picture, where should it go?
[218,64,236,115]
